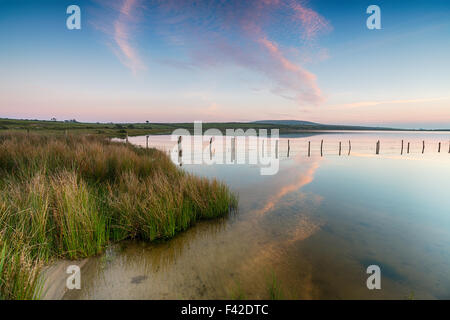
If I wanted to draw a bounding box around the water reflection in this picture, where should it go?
[64,131,450,299]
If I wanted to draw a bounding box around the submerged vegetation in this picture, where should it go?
[0,133,237,299]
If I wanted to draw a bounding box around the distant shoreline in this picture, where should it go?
[1,118,449,139]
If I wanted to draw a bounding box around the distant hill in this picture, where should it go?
[253,120,322,126]
[251,120,397,131]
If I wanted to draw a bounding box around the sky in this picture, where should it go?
[0,0,449,128]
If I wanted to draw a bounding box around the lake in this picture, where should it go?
[63,131,450,299]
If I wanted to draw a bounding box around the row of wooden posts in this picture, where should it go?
[164,135,450,158]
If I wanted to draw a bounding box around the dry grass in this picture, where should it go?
[0,133,237,299]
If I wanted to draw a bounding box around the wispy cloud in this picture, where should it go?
[157,0,331,105]
[286,0,332,40]
[258,36,324,104]
[95,0,331,104]
[95,0,146,74]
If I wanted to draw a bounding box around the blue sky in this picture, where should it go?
[0,0,449,128]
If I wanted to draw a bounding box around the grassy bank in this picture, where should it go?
[0,133,237,299]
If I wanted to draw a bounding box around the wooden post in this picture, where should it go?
[178,136,183,166]
[401,140,404,155]
[287,139,290,157]
[308,141,311,157]
[449,141,450,153]
[376,140,380,155]
[438,142,441,153]
[339,141,342,156]
[348,140,351,156]
[320,139,323,157]
[146,135,149,149]
[422,140,425,154]
[407,142,410,154]
[178,136,182,154]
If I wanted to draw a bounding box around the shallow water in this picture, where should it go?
[63,131,450,299]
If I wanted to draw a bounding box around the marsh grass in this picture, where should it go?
[0,133,237,299]
[267,272,284,300]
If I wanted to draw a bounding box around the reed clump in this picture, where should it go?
[0,133,237,299]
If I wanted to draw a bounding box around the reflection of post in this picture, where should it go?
[401,140,404,155]
[320,140,323,157]
[231,137,236,163]
[407,142,410,154]
[209,137,213,161]
[146,135,149,149]
[339,141,342,156]
[287,139,290,158]
[422,140,425,154]
[178,149,183,166]
[348,140,351,156]
[308,141,311,157]
[275,139,279,159]
[438,142,441,153]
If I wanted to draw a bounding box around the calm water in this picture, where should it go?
[64,131,450,299]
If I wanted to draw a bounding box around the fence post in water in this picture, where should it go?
[178,136,183,166]
[422,140,425,154]
[376,140,380,155]
[177,136,182,153]
[308,141,311,157]
[287,139,290,158]
[401,140,404,155]
[348,140,351,156]
[146,135,149,149]
[232,137,236,163]
[320,139,323,157]
[438,142,441,153]
[407,142,410,154]
[339,141,342,156]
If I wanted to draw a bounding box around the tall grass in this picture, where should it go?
[0,133,237,299]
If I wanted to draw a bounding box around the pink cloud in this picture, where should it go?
[95,0,331,104]
[159,1,330,105]
[286,0,332,40]
[94,0,146,74]
[258,36,323,104]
